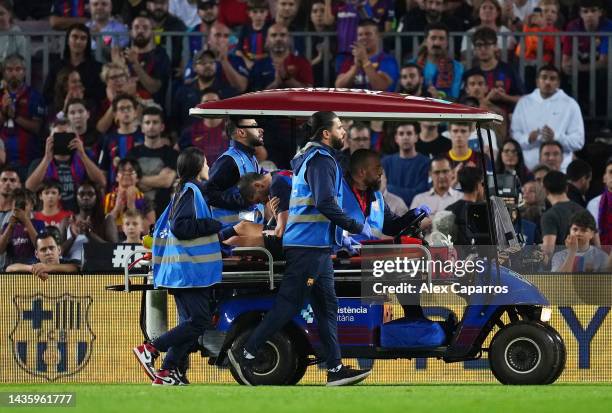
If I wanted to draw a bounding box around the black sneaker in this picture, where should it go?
[326,365,371,386]
[227,348,254,386]
[176,370,190,385]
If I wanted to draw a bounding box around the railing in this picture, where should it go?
[2,30,612,120]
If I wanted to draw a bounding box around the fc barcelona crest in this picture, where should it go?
[9,294,96,381]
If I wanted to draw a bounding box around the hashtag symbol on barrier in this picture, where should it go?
[112,245,135,268]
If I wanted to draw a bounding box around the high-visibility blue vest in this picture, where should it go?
[210,142,265,227]
[283,145,344,248]
[152,182,223,288]
[341,179,385,242]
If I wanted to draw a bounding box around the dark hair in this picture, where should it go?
[495,139,530,183]
[566,159,592,182]
[578,0,603,9]
[472,26,498,45]
[458,166,483,193]
[401,62,422,75]
[177,147,206,186]
[306,111,339,141]
[542,170,567,194]
[349,149,379,176]
[41,178,62,192]
[2,53,25,69]
[349,121,369,136]
[194,49,216,62]
[65,97,89,112]
[539,140,563,155]
[76,180,106,236]
[117,157,143,179]
[464,69,487,84]
[63,24,93,63]
[0,164,19,177]
[606,156,612,169]
[430,155,451,171]
[36,230,58,248]
[226,117,255,139]
[358,18,379,30]
[425,22,449,37]
[238,172,266,202]
[569,210,597,232]
[448,120,472,129]
[112,93,138,112]
[395,121,420,135]
[459,95,480,107]
[537,64,561,78]
[12,188,35,208]
[142,105,165,122]
[532,163,551,176]
[247,0,268,10]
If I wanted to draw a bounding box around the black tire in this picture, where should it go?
[287,354,309,385]
[540,323,567,384]
[228,328,297,386]
[489,321,565,385]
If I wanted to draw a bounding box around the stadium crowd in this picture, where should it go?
[0,0,611,272]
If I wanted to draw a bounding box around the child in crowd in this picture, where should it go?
[34,179,73,227]
[237,0,271,68]
[551,211,611,272]
[121,209,145,244]
[517,1,559,64]
[0,188,45,268]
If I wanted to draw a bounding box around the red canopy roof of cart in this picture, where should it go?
[190,88,504,123]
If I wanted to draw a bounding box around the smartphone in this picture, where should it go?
[53,132,76,156]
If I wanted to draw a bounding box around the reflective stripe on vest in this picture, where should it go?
[341,179,385,242]
[152,182,222,288]
[210,144,264,227]
[283,146,343,248]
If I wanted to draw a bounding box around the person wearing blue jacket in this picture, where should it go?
[133,147,223,386]
[228,111,372,386]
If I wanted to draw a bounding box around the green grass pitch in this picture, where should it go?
[1,384,611,413]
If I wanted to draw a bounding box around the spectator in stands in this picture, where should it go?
[127,106,178,216]
[413,23,464,99]
[0,188,45,268]
[396,0,465,59]
[0,0,26,62]
[99,94,144,187]
[541,170,585,258]
[170,0,200,28]
[335,19,399,92]
[104,157,155,233]
[416,121,451,158]
[461,0,516,59]
[566,159,592,208]
[516,3,559,75]
[597,157,612,246]
[96,62,138,134]
[51,68,86,120]
[147,0,187,73]
[464,27,524,114]
[5,231,80,277]
[43,24,105,105]
[346,122,371,155]
[0,165,21,269]
[445,121,489,172]
[237,0,271,68]
[551,210,611,272]
[66,98,102,161]
[495,139,533,184]
[398,63,430,97]
[112,15,171,105]
[532,163,551,184]
[26,119,107,211]
[179,90,228,164]
[308,0,334,87]
[202,22,250,93]
[323,0,362,57]
[50,0,90,30]
[462,70,507,141]
[187,0,219,55]
[87,0,129,56]
[0,54,46,178]
[60,180,117,261]
[411,156,462,216]
[502,0,538,29]
[121,208,146,244]
[382,122,430,207]
[275,0,304,31]
[249,24,314,90]
[511,65,584,172]
[218,0,250,28]
[520,179,546,225]
[33,179,73,228]
[445,166,486,245]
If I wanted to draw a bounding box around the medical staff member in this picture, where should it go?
[133,147,223,386]
[204,117,265,228]
[229,111,372,386]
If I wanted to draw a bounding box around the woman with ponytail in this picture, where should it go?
[133,147,223,386]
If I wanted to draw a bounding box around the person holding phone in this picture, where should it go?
[25,119,107,211]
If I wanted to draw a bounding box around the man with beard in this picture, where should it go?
[397,63,429,97]
[188,0,219,55]
[396,0,465,59]
[412,23,464,99]
[335,19,399,92]
[146,0,186,73]
[172,50,237,132]
[113,15,171,105]
[229,111,372,386]
[249,23,313,91]
[0,54,46,178]
[204,117,266,228]
[86,0,129,54]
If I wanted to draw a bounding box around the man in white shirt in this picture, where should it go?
[511,65,584,172]
[410,156,461,216]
